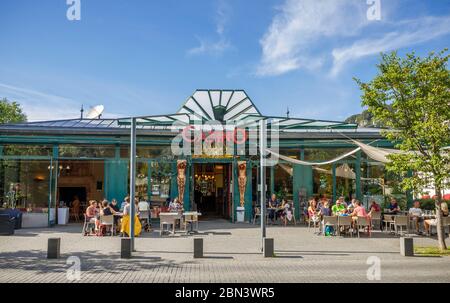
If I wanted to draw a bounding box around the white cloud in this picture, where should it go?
[256,0,366,76]
[0,82,81,121]
[257,0,450,77]
[187,0,233,56]
[330,16,450,76]
[187,36,232,56]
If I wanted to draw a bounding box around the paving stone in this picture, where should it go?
[0,220,449,282]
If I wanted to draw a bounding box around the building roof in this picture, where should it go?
[0,89,385,138]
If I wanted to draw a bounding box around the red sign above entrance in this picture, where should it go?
[181,126,247,145]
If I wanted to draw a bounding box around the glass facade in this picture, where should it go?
[0,159,51,210]
[0,139,400,225]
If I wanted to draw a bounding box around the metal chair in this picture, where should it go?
[322,216,337,236]
[393,215,409,236]
[356,216,371,238]
[383,214,395,233]
[99,215,114,236]
[369,211,382,231]
[159,213,179,236]
[283,207,297,226]
[337,216,353,237]
[307,213,320,233]
[253,207,261,224]
[183,213,199,233]
[138,210,151,232]
[82,214,95,236]
[428,216,450,235]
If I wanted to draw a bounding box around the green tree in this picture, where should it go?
[355,50,450,251]
[0,98,27,124]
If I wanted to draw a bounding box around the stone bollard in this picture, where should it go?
[121,238,132,259]
[47,238,61,259]
[264,238,274,258]
[193,238,203,258]
[400,237,414,257]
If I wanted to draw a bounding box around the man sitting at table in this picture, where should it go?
[109,199,120,212]
[409,201,423,234]
[337,196,347,208]
[332,199,346,215]
[387,198,401,214]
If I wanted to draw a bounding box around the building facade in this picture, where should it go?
[0,89,408,225]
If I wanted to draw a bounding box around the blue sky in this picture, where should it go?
[0,0,449,121]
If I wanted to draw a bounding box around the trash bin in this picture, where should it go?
[236,206,245,222]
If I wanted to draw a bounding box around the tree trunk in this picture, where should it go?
[435,187,447,251]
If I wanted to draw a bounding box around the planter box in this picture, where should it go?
[22,213,49,228]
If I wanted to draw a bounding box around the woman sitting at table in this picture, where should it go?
[85,200,98,221]
[308,199,320,227]
[424,202,449,235]
[85,200,100,233]
[169,198,183,212]
[348,200,368,228]
[120,198,142,237]
[368,200,381,213]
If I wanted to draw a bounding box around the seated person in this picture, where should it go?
[424,202,449,234]
[337,196,347,208]
[169,198,182,212]
[319,200,332,234]
[138,200,150,211]
[276,199,288,220]
[368,200,381,213]
[408,201,423,234]
[267,194,279,223]
[332,200,346,215]
[307,200,320,226]
[349,200,368,219]
[120,200,142,237]
[85,200,98,222]
[100,200,115,216]
[318,200,332,217]
[109,199,120,212]
[386,198,401,214]
[282,200,294,223]
[120,196,130,212]
[347,199,357,213]
[349,201,368,231]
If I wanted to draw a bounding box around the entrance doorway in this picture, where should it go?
[193,163,232,219]
[59,187,87,207]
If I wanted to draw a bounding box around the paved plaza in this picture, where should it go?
[1,220,449,283]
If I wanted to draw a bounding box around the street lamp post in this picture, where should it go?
[129,117,137,251]
[259,119,266,253]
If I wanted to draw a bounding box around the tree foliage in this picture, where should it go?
[0,98,27,124]
[355,49,450,250]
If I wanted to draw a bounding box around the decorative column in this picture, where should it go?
[177,160,187,207]
[236,161,247,222]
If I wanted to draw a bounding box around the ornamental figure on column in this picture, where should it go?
[177,160,187,206]
[237,161,247,207]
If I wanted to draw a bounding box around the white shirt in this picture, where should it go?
[409,207,423,217]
